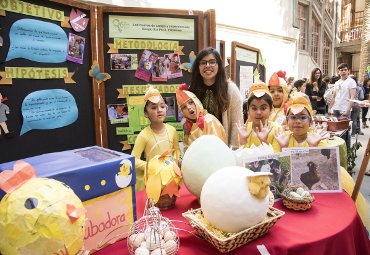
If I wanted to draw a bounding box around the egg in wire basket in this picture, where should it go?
[127,199,179,255]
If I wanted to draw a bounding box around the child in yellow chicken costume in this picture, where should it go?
[131,86,181,191]
[274,92,369,230]
[176,83,227,152]
[237,82,281,152]
[268,71,289,126]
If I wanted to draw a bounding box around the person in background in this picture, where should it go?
[189,47,243,148]
[286,76,295,92]
[361,78,370,129]
[328,63,356,118]
[292,79,307,94]
[268,71,289,126]
[348,75,364,136]
[131,86,181,191]
[236,82,281,152]
[306,68,327,115]
[176,83,226,152]
[324,75,340,110]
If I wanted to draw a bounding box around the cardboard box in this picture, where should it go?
[0,146,137,253]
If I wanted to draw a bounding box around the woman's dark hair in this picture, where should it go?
[309,67,323,85]
[330,75,340,84]
[247,93,273,110]
[293,79,305,90]
[189,47,229,115]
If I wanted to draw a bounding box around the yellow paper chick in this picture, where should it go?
[0,162,86,255]
[248,175,271,200]
[145,151,182,203]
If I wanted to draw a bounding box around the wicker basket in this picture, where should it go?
[182,207,284,253]
[315,118,350,132]
[155,194,177,210]
[280,186,315,211]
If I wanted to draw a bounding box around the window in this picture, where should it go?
[298,3,308,50]
[325,0,334,19]
[311,15,320,63]
[322,34,331,76]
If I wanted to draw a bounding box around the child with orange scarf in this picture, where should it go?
[176,84,226,152]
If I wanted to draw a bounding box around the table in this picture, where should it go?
[327,135,348,169]
[94,186,370,255]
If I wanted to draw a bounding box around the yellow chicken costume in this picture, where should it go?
[268,72,289,126]
[285,93,369,230]
[176,84,227,152]
[242,83,281,152]
[131,86,181,191]
[285,93,327,147]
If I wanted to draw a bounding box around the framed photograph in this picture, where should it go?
[163,96,176,121]
[107,104,129,124]
[165,53,183,79]
[152,57,168,82]
[110,54,138,70]
[67,33,85,64]
[244,152,292,199]
[135,50,158,82]
[283,147,342,193]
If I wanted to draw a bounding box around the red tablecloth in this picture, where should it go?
[94,186,370,255]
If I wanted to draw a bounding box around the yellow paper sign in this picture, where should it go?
[114,38,179,51]
[5,67,68,79]
[0,0,64,21]
[121,84,180,98]
[109,15,194,40]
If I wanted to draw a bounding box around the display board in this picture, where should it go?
[230,41,266,98]
[0,0,99,163]
[96,6,215,153]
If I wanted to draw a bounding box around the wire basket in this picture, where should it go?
[127,200,179,255]
[182,207,284,253]
[280,185,315,211]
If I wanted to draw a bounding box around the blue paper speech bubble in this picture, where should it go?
[20,89,78,135]
[6,19,68,63]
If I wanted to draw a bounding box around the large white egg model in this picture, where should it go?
[200,166,271,233]
[181,135,236,198]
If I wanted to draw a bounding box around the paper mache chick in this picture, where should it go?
[0,161,86,255]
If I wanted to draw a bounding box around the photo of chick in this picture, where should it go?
[288,147,341,192]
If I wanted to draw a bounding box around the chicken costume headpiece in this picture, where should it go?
[247,82,272,99]
[144,85,163,104]
[286,91,313,118]
[176,83,205,130]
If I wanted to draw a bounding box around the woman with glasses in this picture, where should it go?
[189,47,243,147]
[306,68,327,115]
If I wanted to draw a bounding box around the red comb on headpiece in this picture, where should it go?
[277,70,287,80]
[0,161,36,193]
[179,83,188,90]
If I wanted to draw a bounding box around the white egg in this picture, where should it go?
[163,239,178,255]
[301,191,310,197]
[159,221,170,235]
[135,246,150,255]
[201,167,270,233]
[296,187,305,195]
[181,135,237,197]
[146,232,163,251]
[131,233,145,248]
[163,231,176,242]
[289,191,302,198]
[150,248,167,255]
